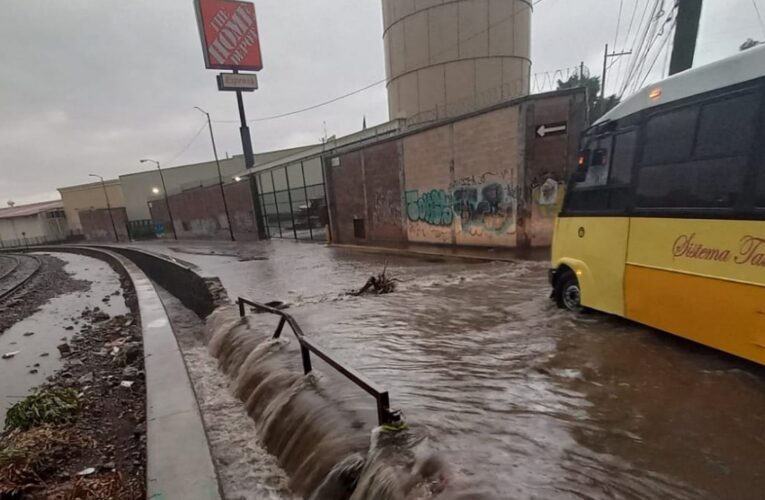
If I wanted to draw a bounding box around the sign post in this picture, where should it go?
[194,0,267,240]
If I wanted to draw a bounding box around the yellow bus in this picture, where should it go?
[550,45,765,365]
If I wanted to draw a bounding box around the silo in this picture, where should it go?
[382,0,532,122]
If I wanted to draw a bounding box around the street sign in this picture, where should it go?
[217,72,258,92]
[536,122,568,138]
[194,0,263,71]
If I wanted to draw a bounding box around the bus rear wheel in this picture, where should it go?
[555,271,583,313]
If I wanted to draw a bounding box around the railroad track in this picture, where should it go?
[0,254,42,304]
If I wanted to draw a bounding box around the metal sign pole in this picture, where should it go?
[234,78,267,240]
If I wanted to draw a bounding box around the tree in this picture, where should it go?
[557,74,620,123]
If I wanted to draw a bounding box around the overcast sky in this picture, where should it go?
[1,0,762,205]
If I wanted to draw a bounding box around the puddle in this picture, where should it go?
[0,253,128,428]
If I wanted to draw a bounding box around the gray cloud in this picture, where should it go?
[1,0,760,204]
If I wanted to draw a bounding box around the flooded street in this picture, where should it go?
[0,253,128,428]
[135,240,765,499]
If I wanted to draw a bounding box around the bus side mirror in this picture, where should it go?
[572,150,590,182]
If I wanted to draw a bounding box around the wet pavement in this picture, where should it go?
[0,253,128,428]
[131,239,765,499]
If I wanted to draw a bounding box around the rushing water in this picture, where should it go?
[136,240,765,499]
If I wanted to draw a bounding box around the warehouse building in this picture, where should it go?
[0,200,69,248]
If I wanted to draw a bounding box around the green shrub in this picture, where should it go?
[4,387,79,432]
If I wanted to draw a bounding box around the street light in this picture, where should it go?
[195,106,235,241]
[88,174,119,242]
[140,159,178,240]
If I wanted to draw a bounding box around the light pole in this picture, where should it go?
[140,159,178,240]
[195,106,235,241]
[89,174,119,242]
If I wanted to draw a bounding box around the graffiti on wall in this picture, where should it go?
[532,177,566,218]
[452,182,516,235]
[405,170,518,237]
[405,189,454,226]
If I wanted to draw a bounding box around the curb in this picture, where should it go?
[328,243,520,263]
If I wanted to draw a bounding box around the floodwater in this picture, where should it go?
[0,253,127,428]
[135,240,765,499]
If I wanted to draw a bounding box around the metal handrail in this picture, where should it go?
[237,297,398,426]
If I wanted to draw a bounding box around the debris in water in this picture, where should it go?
[2,351,20,359]
[350,266,398,296]
[29,369,38,374]
[77,467,96,477]
[23,331,35,337]
[119,381,134,389]
[40,353,50,357]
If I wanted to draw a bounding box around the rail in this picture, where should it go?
[238,297,399,426]
[0,254,41,303]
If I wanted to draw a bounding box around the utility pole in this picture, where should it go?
[140,159,178,240]
[196,107,235,241]
[669,0,703,75]
[89,174,119,242]
[601,43,632,113]
[233,70,268,240]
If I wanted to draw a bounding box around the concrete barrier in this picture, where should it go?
[28,245,222,500]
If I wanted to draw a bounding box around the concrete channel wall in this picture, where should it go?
[30,245,222,500]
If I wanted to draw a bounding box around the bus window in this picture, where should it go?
[609,131,637,185]
[575,138,611,188]
[695,92,760,158]
[642,105,698,165]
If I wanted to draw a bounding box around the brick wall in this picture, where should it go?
[79,207,130,242]
[148,180,261,241]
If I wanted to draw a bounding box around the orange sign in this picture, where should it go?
[195,0,263,71]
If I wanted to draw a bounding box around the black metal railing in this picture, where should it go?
[238,297,398,426]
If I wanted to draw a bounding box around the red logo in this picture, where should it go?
[195,0,263,71]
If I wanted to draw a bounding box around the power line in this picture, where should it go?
[215,1,541,125]
[165,121,208,166]
[628,2,677,95]
[636,18,677,90]
[614,0,626,48]
[752,0,765,37]
[615,0,657,95]
[619,0,665,97]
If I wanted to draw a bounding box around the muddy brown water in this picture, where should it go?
[135,240,765,499]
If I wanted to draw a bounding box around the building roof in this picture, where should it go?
[58,178,121,193]
[596,44,765,124]
[0,199,63,219]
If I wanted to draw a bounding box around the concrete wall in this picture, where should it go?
[58,180,125,232]
[148,180,260,241]
[382,0,532,121]
[79,207,130,242]
[326,141,405,244]
[326,89,586,249]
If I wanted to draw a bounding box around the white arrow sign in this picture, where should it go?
[536,123,567,138]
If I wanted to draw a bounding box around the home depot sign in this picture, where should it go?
[194,0,263,71]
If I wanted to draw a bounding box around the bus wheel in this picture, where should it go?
[555,271,583,313]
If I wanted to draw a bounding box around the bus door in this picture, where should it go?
[556,128,638,316]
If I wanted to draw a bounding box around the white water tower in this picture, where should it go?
[382,0,532,121]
